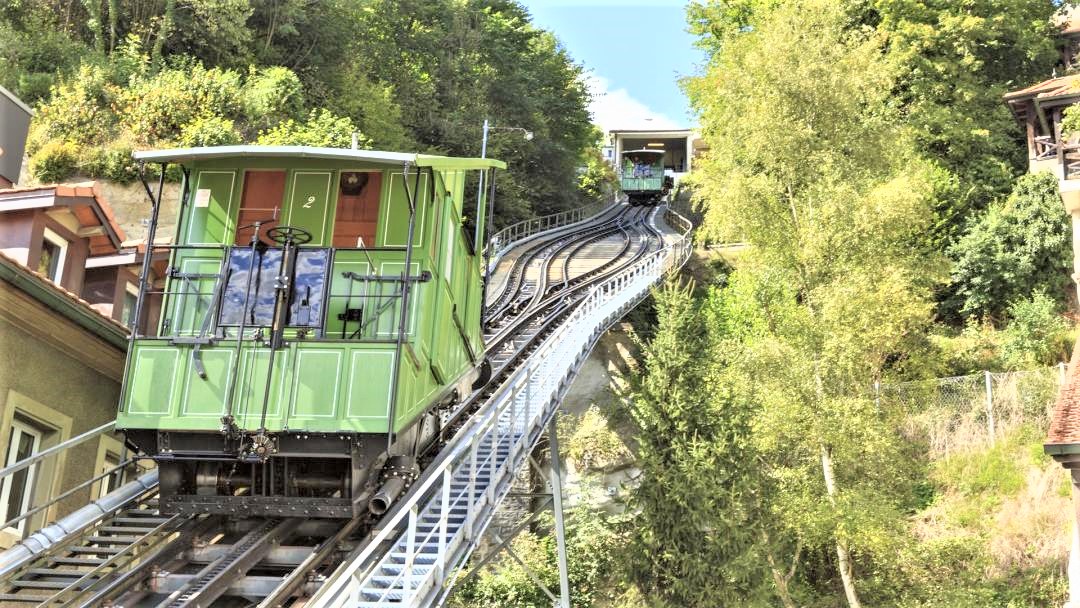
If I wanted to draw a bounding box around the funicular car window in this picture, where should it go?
[219,247,329,328]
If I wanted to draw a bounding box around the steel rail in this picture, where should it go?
[484,203,629,319]
[305,205,691,606]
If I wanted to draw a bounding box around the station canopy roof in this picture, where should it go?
[132,146,507,170]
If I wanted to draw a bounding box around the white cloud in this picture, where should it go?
[584,74,682,132]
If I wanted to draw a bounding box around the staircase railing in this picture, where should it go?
[487,195,619,268]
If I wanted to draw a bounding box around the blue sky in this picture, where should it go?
[519,0,705,130]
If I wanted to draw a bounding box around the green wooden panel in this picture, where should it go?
[126,346,180,415]
[236,347,291,429]
[185,171,236,245]
[181,350,233,416]
[286,171,334,245]
[380,172,428,247]
[289,349,343,419]
[345,350,395,421]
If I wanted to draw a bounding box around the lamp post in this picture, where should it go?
[478,119,533,320]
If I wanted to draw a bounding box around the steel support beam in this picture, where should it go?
[547,417,571,608]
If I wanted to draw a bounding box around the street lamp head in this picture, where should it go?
[523,131,534,141]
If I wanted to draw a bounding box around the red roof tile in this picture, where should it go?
[1005,73,1080,103]
[1047,343,1080,446]
[0,181,127,249]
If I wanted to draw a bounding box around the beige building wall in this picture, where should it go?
[0,299,125,548]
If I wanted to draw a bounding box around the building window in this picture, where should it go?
[96,453,120,498]
[37,227,68,283]
[120,282,139,328]
[0,419,43,534]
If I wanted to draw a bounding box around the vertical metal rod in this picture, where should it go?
[547,417,571,608]
[223,222,263,431]
[385,162,420,450]
[405,503,418,601]
[438,468,450,573]
[465,438,478,541]
[481,168,497,318]
[131,163,167,338]
[984,370,996,446]
[21,460,42,539]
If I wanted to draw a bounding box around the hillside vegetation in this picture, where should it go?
[1,0,614,227]
[457,1,1080,606]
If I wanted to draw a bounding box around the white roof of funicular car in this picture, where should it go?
[133,146,507,170]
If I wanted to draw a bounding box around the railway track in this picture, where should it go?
[0,202,678,608]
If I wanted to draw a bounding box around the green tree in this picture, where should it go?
[1001,290,1072,369]
[685,0,937,604]
[868,0,1066,248]
[948,171,1072,321]
[627,280,774,606]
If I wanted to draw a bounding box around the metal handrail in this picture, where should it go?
[0,457,137,531]
[486,195,618,266]
[307,206,692,607]
[0,421,115,479]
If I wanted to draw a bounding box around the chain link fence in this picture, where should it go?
[879,364,1067,458]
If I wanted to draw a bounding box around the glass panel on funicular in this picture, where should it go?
[289,248,329,328]
[218,247,330,330]
[219,247,282,327]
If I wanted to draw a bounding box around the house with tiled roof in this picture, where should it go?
[1004,9,1080,604]
[0,181,162,548]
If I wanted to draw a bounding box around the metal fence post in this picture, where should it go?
[984,370,996,446]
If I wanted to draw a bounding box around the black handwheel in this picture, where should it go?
[266,225,313,246]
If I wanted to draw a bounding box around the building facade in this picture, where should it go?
[0,182,151,548]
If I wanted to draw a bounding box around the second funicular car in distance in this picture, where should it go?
[620,148,670,206]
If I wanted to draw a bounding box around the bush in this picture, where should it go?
[561,407,632,472]
[933,432,1027,498]
[178,116,243,147]
[78,143,138,183]
[117,63,244,144]
[29,140,79,183]
[242,66,304,129]
[0,19,89,103]
[27,63,116,154]
[256,108,365,148]
[450,507,628,608]
[948,172,1072,321]
[1001,291,1071,369]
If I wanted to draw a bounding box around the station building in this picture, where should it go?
[603,128,708,184]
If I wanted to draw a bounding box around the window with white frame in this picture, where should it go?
[96,452,120,499]
[0,419,43,534]
[37,227,68,284]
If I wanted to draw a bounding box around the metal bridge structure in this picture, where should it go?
[0,201,692,608]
